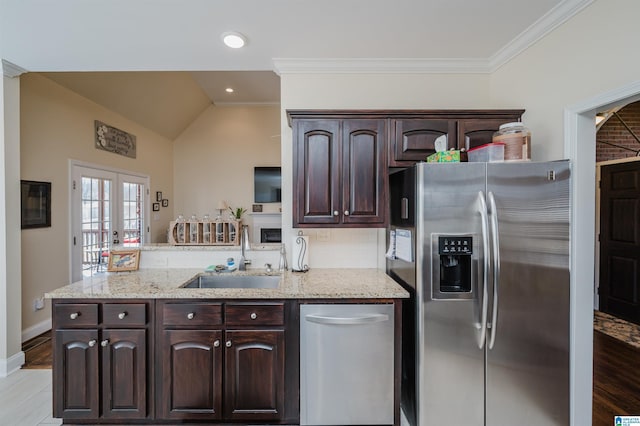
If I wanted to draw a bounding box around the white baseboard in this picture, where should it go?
[0,351,25,377]
[22,318,51,343]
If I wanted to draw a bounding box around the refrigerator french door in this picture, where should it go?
[388,161,570,426]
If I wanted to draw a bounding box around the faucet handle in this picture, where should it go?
[265,263,272,273]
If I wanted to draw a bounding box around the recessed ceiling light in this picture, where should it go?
[221,32,247,49]
[225,88,234,93]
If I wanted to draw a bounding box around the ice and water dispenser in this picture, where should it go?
[433,235,473,299]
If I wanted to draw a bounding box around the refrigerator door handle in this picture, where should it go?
[488,191,500,350]
[477,191,490,349]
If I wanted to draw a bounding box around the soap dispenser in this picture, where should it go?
[278,244,288,272]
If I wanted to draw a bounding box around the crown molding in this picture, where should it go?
[2,60,28,77]
[273,58,491,75]
[274,0,594,76]
[489,0,595,72]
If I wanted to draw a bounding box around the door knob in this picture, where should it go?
[344,210,350,216]
[187,312,195,320]
[226,340,232,347]
[69,312,79,320]
[118,312,127,320]
[214,340,220,348]
[88,340,97,347]
[333,211,339,216]
[101,339,109,347]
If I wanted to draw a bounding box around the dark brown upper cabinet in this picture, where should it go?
[387,110,524,167]
[290,113,387,228]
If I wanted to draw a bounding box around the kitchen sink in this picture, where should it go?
[181,274,280,289]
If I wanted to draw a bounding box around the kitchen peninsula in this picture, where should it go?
[46,264,408,425]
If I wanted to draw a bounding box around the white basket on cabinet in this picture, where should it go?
[168,220,240,246]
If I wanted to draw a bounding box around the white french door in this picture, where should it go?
[71,164,150,282]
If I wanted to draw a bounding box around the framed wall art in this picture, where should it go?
[107,249,141,272]
[21,180,51,229]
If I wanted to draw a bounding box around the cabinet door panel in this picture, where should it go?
[102,329,147,419]
[343,119,387,224]
[392,119,455,165]
[159,330,223,420]
[293,120,341,225]
[53,329,99,419]
[458,118,515,150]
[224,330,285,421]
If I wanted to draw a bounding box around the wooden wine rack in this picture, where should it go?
[168,220,240,246]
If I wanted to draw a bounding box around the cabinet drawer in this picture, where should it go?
[225,303,284,326]
[54,303,98,328]
[103,303,147,327]
[163,303,223,327]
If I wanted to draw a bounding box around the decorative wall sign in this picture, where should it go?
[95,120,137,159]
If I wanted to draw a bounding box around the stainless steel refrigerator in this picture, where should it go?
[387,161,570,426]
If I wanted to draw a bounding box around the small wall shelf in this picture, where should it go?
[169,220,240,246]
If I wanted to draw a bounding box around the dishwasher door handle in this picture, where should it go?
[304,314,389,325]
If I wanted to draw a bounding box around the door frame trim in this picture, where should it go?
[564,79,640,426]
[68,159,151,282]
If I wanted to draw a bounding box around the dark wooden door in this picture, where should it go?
[599,161,640,325]
[53,329,99,419]
[342,119,387,225]
[390,119,455,166]
[101,329,147,419]
[159,329,223,420]
[293,119,341,226]
[457,118,515,150]
[224,330,285,421]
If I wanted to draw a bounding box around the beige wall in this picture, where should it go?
[280,73,491,268]
[20,73,174,332]
[489,0,640,159]
[172,104,281,230]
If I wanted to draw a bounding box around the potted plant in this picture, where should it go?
[229,206,246,221]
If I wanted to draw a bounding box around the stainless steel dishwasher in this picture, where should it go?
[300,304,395,425]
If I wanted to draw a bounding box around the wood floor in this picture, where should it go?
[593,330,640,425]
[14,329,640,425]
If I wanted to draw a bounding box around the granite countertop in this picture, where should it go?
[45,268,409,300]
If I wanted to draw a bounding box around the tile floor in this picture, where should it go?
[0,369,60,425]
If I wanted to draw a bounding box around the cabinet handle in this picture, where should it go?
[214,340,220,348]
[333,210,339,216]
[344,210,350,216]
[250,312,257,320]
[226,340,232,347]
[187,312,195,320]
[88,339,96,347]
[69,312,79,320]
[101,339,109,347]
[118,312,127,320]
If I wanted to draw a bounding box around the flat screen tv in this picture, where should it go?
[254,167,281,203]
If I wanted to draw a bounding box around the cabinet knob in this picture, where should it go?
[118,312,127,320]
[187,312,195,320]
[101,339,109,347]
[69,312,79,320]
[344,210,350,216]
[214,340,220,348]
[88,339,97,347]
[226,340,232,348]
[333,210,339,216]
[250,312,257,320]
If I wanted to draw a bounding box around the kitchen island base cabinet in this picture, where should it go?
[52,301,151,422]
[157,300,292,424]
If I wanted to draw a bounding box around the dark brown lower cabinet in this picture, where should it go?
[225,330,285,421]
[52,300,152,423]
[159,329,223,420]
[53,329,100,419]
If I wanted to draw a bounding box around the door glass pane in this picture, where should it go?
[122,181,143,247]
[81,177,111,276]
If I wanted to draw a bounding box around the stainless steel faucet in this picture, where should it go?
[239,225,251,270]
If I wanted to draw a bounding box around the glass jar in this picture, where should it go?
[492,122,531,161]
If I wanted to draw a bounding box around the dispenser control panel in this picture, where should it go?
[439,236,473,255]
